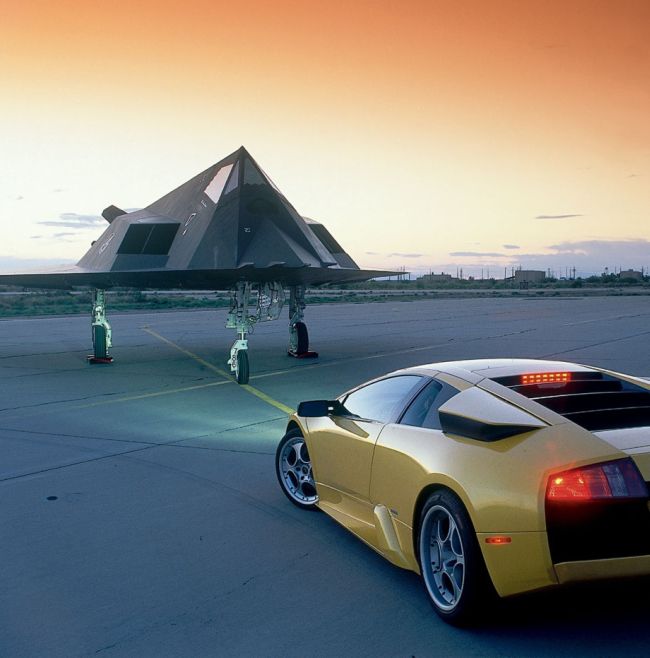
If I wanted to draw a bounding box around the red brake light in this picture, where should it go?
[521,372,571,385]
[547,458,648,501]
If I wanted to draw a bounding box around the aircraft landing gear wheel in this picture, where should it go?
[235,349,249,384]
[293,321,309,354]
[418,490,494,625]
[92,325,107,359]
[276,428,319,510]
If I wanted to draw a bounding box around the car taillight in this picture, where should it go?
[547,458,648,501]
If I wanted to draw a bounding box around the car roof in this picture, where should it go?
[404,358,599,382]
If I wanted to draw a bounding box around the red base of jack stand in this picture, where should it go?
[87,355,114,364]
[287,350,319,359]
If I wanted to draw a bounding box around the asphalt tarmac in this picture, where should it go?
[2,295,650,657]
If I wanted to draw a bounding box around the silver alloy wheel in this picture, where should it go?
[420,504,465,611]
[278,436,318,505]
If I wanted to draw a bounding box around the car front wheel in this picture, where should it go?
[276,429,319,510]
[418,490,493,625]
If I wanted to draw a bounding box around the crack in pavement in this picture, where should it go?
[0,415,287,482]
[539,329,650,359]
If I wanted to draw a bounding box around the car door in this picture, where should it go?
[370,378,461,525]
[307,375,425,543]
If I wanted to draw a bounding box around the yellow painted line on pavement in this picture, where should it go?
[240,385,294,414]
[142,325,295,415]
[142,326,232,379]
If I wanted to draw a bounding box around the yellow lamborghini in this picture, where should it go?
[275,359,650,624]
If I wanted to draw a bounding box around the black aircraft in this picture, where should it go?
[0,147,394,383]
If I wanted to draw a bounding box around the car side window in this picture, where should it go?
[341,375,424,423]
[400,379,459,430]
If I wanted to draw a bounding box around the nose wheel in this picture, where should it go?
[234,347,249,384]
[228,336,250,384]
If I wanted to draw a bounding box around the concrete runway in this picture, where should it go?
[2,295,650,657]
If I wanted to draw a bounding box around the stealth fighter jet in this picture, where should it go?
[0,147,394,383]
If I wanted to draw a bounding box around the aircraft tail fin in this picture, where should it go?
[102,205,128,223]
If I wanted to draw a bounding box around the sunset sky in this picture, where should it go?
[1,0,648,277]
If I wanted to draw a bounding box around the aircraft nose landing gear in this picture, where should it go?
[226,281,285,384]
[226,282,317,384]
[229,333,249,384]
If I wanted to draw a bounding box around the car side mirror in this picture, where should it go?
[297,400,345,417]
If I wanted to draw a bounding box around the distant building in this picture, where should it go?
[514,270,545,284]
[418,272,453,284]
[617,269,644,281]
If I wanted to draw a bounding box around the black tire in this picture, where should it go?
[236,350,249,384]
[417,490,494,625]
[275,428,319,510]
[92,324,107,359]
[294,321,309,354]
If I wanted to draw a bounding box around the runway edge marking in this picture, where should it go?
[142,325,295,415]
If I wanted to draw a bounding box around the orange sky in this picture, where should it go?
[1,0,649,276]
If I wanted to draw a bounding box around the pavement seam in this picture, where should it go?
[0,444,161,483]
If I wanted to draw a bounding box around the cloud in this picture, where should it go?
[367,251,425,259]
[535,214,582,220]
[449,251,506,258]
[38,212,105,229]
[503,244,519,250]
[0,256,76,273]
[53,232,76,239]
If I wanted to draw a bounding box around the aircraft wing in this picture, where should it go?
[0,264,397,290]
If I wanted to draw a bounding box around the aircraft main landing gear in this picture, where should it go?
[288,286,318,359]
[88,289,113,364]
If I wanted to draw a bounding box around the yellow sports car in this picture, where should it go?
[275,359,650,624]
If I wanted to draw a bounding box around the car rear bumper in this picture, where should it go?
[554,554,650,584]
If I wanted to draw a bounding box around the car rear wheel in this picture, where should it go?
[418,490,493,625]
[276,429,319,510]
